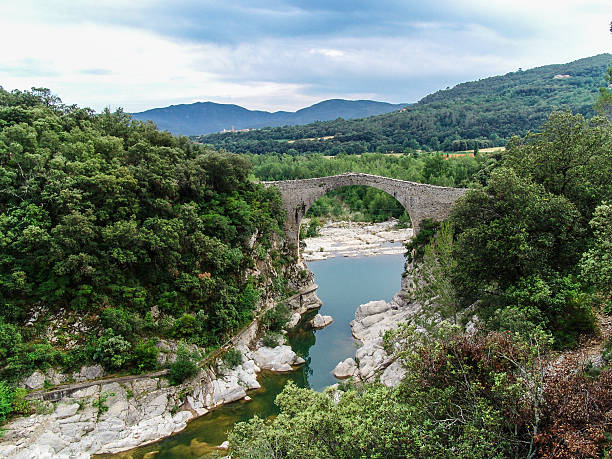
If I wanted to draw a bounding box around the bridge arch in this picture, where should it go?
[263,173,466,257]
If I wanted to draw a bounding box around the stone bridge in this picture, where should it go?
[263,173,467,255]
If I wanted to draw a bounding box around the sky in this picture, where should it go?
[0,1,610,113]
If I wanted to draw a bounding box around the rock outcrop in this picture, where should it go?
[0,340,308,459]
[309,314,333,329]
[332,271,421,387]
[332,358,357,379]
[249,344,304,372]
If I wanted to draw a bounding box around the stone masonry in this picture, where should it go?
[263,173,467,255]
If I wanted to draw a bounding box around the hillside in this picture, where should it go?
[196,54,611,155]
[131,99,407,135]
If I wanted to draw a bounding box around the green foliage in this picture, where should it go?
[449,111,612,347]
[0,87,286,377]
[100,307,139,337]
[132,339,159,373]
[222,348,243,369]
[93,329,132,370]
[0,381,15,423]
[198,54,610,156]
[413,221,459,324]
[596,60,612,119]
[304,217,322,238]
[168,345,199,385]
[503,112,612,227]
[230,330,544,458]
[172,313,199,339]
[261,332,280,348]
[403,218,440,263]
[261,303,290,332]
[580,202,612,311]
[92,391,115,418]
[0,383,28,425]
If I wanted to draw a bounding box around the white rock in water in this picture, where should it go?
[286,313,301,329]
[23,370,46,390]
[332,358,357,379]
[354,300,390,321]
[250,345,300,372]
[310,314,333,329]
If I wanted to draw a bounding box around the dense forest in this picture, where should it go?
[230,110,612,457]
[196,54,611,155]
[0,88,289,418]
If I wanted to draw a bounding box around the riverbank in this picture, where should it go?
[301,219,412,261]
[0,277,322,458]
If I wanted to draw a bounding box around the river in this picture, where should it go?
[110,252,405,458]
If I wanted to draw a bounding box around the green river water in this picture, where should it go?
[107,252,405,458]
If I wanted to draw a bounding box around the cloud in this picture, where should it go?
[0,1,610,112]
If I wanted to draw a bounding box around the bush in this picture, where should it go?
[305,218,322,238]
[261,303,290,332]
[172,313,198,339]
[0,320,22,361]
[93,329,132,370]
[0,381,15,422]
[261,332,280,348]
[537,366,612,458]
[222,348,243,368]
[168,345,199,385]
[133,339,159,373]
[100,307,139,337]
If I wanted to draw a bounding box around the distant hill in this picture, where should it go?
[131,99,407,135]
[196,54,612,155]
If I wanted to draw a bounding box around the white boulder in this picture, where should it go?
[310,314,333,329]
[250,345,301,372]
[23,370,46,390]
[332,358,357,379]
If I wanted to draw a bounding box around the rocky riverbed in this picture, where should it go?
[302,220,412,261]
[0,339,308,459]
[0,275,322,459]
[332,266,422,387]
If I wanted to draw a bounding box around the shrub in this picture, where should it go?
[537,366,612,458]
[0,381,15,422]
[172,313,198,338]
[133,339,159,373]
[0,320,22,361]
[261,332,280,348]
[100,307,138,337]
[222,348,243,369]
[305,218,322,238]
[261,303,290,332]
[93,329,132,370]
[168,345,199,385]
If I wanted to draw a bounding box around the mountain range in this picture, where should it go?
[196,53,612,155]
[131,99,407,135]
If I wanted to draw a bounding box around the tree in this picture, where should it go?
[580,202,612,310]
[450,168,595,346]
[413,220,459,324]
[503,112,612,227]
[595,61,612,120]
